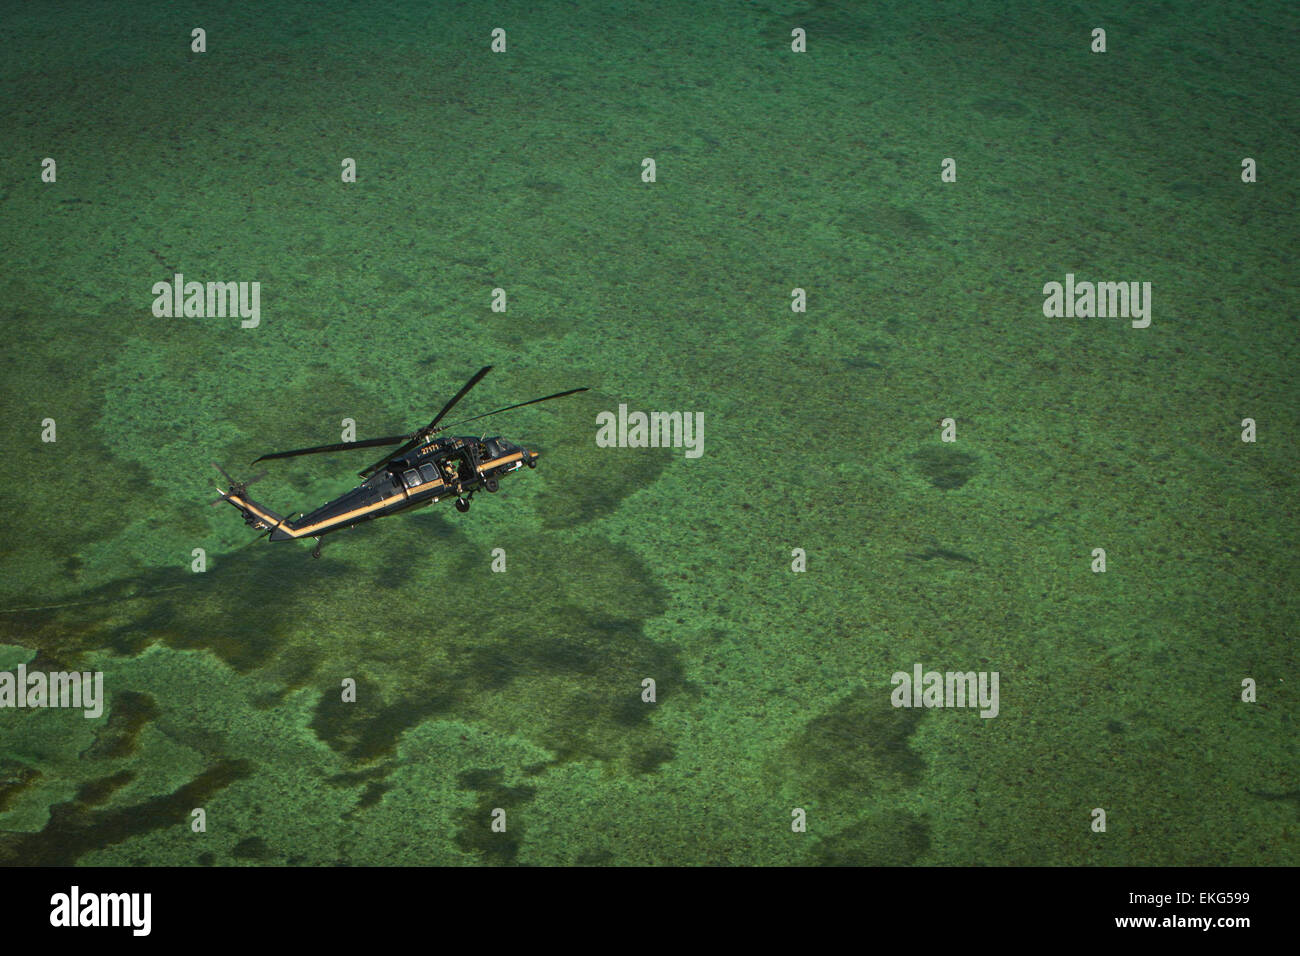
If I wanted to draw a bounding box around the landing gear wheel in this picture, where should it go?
[455,497,471,513]
[311,538,323,559]
[484,477,499,493]
[527,457,537,469]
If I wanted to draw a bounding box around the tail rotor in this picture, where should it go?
[210,463,268,506]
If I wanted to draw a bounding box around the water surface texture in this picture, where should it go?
[1,0,1296,865]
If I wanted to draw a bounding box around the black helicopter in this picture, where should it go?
[212,366,586,557]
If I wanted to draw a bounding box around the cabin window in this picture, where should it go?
[401,468,422,489]
[418,463,438,484]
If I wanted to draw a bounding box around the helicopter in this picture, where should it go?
[212,366,586,557]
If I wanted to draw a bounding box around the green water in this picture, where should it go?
[1,0,1296,865]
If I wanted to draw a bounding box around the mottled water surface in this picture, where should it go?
[1,0,1296,865]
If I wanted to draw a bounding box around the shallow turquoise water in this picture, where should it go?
[0,0,1296,865]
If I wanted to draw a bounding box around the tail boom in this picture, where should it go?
[218,489,300,540]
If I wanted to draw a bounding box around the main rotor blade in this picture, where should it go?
[252,434,408,464]
[425,365,493,434]
[357,365,494,478]
[357,440,418,478]
[440,387,590,431]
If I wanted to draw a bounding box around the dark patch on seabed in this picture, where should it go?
[0,762,41,814]
[769,687,933,864]
[231,835,273,860]
[781,687,927,798]
[84,691,159,759]
[813,810,933,866]
[911,446,979,490]
[0,506,690,862]
[0,760,253,866]
[454,768,538,865]
[840,204,934,239]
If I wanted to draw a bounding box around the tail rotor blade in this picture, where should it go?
[210,464,268,504]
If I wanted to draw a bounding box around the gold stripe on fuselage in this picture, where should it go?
[479,451,524,471]
[230,451,525,539]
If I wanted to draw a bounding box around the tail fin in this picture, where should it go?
[210,464,297,540]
